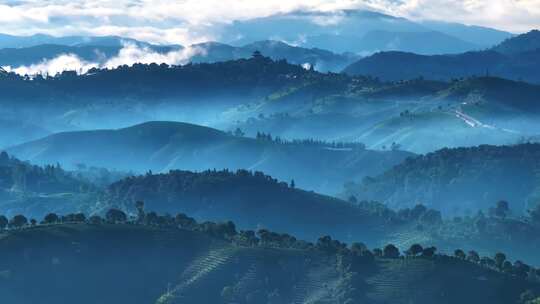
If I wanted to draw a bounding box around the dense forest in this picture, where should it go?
[346,143,540,215]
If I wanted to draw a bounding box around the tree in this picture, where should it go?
[406,244,423,257]
[290,179,295,189]
[106,208,127,224]
[467,250,480,263]
[383,244,400,258]
[30,219,37,226]
[372,248,383,257]
[10,215,28,229]
[494,252,507,269]
[88,215,103,225]
[350,242,368,255]
[135,201,145,224]
[491,200,510,219]
[233,127,245,137]
[43,213,59,224]
[0,215,8,230]
[454,249,466,260]
[422,246,437,258]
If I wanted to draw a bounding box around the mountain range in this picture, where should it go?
[344,30,540,82]
[220,10,512,54]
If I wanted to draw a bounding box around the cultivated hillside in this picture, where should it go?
[0,221,537,304]
[345,143,540,215]
[8,121,413,194]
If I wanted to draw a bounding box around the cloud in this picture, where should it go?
[2,43,207,76]
[3,54,98,76]
[0,0,539,46]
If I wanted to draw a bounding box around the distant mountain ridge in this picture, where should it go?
[0,39,356,73]
[220,9,512,54]
[343,30,540,83]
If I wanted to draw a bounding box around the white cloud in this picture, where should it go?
[2,43,207,76]
[0,0,539,46]
[3,54,98,76]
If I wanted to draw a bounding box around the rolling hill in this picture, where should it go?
[0,40,356,73]
[344,143,540,216]
[0,221,537,304]
[7,121,413,195]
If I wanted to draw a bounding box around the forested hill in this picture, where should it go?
[0,54,362,105]
[1,217,539,304]
[0,151,88,194]
[104,169,439,243]
[9,121,413,194]
[345,143,540,215]
[0,151,98,218]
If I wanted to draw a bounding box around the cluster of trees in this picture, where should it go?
[0,151,93,194]
[255,132,367,150]
[350,143,540,216]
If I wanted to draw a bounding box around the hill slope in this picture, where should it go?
[343,30,540,83]
[345,143,540,215]
[0,223,537,304]
[8,121,413,195]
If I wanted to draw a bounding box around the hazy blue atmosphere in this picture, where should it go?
[2,1,540,303]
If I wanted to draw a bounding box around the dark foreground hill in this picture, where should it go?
[0,222,538,304]
[104,169,415,243]
[345,143,540,215]
[8,121,413,194]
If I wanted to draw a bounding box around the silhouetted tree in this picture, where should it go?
[454,249,466,260]
[406,244,423,257]
[422,246,437,258]
[233,127,245,137]
[10,215,28,229]
[106,208,127,224]
[467,250,480,263]
[43,213,59,224]
[350,242,368,255]
[0,215,8,230]
[290,179,295,189]
[135,201,145,224]
[88,215,103,225]
[490,200,510,219]
[494,252,507,269]
[383,244,400,258]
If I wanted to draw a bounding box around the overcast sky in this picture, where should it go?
[0,0,539,45]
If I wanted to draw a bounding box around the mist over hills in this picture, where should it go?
[344,30,540,83]
[3,6,540,304]
[0,40,357,74]
[345,143,540,216]
[7,121,413,195]
[220,9,512,54]
[2,56,540,154]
